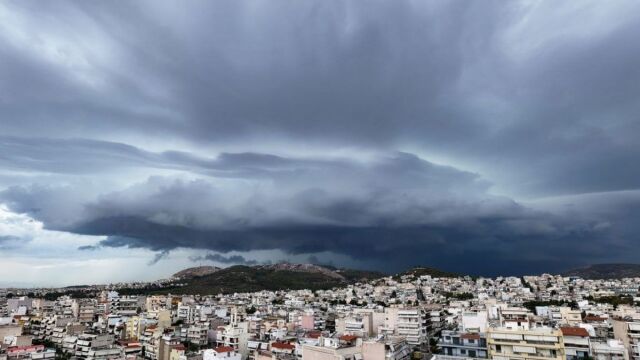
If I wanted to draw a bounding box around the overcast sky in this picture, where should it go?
[1,0,640,286]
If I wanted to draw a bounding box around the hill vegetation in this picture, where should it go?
[38,263,461,297]
[563,263,640,279]
[177,265,347,294]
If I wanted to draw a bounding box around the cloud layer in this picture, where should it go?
[1,0,639,278]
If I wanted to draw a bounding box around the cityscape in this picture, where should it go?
[0,264,639,360]
[2,1,640,360]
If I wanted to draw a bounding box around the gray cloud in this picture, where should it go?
[0,235,24,249]
[0,150,626,274]
[0,1,639,276]
[190,253,259,266]
[148,250,170,265]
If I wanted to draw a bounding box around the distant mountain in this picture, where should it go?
[170,263,386,295]
[395,266,460,279]
[255,263,346,280]
[563,263,640,279]
[172,266,221,279]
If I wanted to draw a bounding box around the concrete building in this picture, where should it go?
[591,340,629,360]
[560,327,590,360]
[439,330,488,358]
[203,346,243,360]
[487,327,565,360]
[612,317,640,360]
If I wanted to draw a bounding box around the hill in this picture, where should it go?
[172,266,220,279]
[164,263,386,295]
[395,266,460,279]
[177,264,347,294]
[563,263,640,279]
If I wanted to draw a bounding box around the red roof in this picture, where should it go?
[214,346,235,353]
[118,340,142,347]
[339,335,358,342]
[460,333,481,340]
[306,331,321,339]
[271,342,296,350]
[561,327,589,337]
[7,345,44,353]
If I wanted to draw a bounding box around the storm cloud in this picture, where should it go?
[1,0,639,277]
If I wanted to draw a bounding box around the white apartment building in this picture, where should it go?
[487,327,565,360]
[591,340,629,360]
[394,308,426,347]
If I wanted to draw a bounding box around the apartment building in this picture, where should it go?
[110,296,141,316]
[336,312,375,338]
[187,325,209,347]
[560,327,590,360]
[218,321,250,358]
[385,308,426,347]
[302,336,363,360]
[177,305,197,324]
[612,316,640,360]
[497,308,532,331]
[487,327,565,360]
[591,340,629,360]
[439,330,488,358]
[75,333,116,358]
[203,346,243,360]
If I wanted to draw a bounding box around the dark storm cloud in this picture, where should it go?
[0,150,625,274]
[1,0,638,197]
[190,253,259,266]
[1,1,640,274]
[148,250,170,265]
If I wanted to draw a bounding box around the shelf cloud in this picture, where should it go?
[1,0,639,278]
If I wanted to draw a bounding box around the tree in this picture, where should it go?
[272,298,284,305]
[186,341,200,353]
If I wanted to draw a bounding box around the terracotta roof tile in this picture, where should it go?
[561,327,589,337]
[215,346,235,353]
[339,335,358,342]
[271,342,296,350]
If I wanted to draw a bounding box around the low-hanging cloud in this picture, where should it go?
[190,253,259,266]
[0,149,623,274]
[1,1,640,276]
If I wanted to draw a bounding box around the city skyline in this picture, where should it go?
[2,1,640,286]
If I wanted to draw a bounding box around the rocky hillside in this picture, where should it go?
[170,263,385,295]
[172,266,221,279]
[255,263,346,280]
[563,263,640,279]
